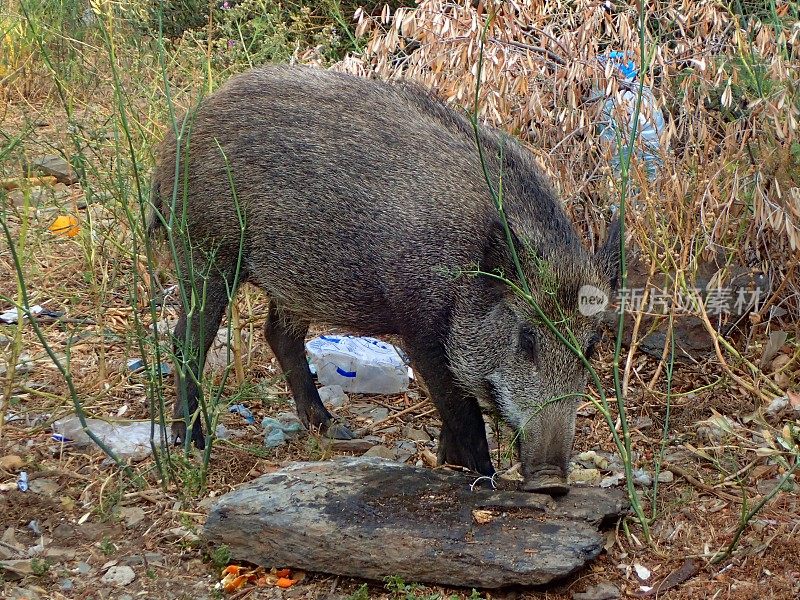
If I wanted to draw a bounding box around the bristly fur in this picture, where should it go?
[149,64,619,488]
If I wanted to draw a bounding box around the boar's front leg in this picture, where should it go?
[406,338,494,476]
[172,272,229,450]
[263,301,353,440]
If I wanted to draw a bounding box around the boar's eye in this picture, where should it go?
[518,326,538,362]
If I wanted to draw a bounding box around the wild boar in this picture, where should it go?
[149,65,619,494]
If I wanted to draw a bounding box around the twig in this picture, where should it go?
[29,469,92,482]
[355,400,430,436]
[711,458,799,564]
[488,37,567,66]
[521,26,571,59]
[695,305,776,403]
[662,461,742,503]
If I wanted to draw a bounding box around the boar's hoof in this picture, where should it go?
[170,421,185,446]
[324,420,355,440]
[171,420,207,450]
[522,468,569,496]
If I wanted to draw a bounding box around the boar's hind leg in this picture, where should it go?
[172,272,229,451]
[407,340,494,476]
[264,301,353,440]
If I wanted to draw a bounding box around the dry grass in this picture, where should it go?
[330,0,800,304]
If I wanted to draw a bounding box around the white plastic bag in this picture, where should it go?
[53,416,164,461]
[306,335,409,394]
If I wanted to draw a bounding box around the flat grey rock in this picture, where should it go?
[203,457,627,588]
[27,155,78,185]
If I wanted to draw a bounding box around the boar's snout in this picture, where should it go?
[517,400,577,496]
[521,465,569,496]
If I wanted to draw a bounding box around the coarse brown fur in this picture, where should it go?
[149,64,619,493]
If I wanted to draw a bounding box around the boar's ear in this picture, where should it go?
[481,218,528,281]
[595,216,622,291]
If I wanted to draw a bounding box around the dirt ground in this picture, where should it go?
[1,283,799,600]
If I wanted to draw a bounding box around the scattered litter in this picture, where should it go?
[306,335,409,394]
[596,51,665,181]
[218,565,305,594]
[228,404,255,424]
[262,414,303,448]
[17,471,28,492]
[634,562,652,580]
[49,214,80,238]
[126,358,171,376]
[0,305,43,324]
[53,416,165,461]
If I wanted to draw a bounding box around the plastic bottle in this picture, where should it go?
[596,51,665,181]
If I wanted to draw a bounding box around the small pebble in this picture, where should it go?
[100,565,136,587]
[657,470,674,483]
[76,561,92,574]
[362,445,396,460]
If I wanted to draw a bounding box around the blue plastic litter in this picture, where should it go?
[52,433,72,443]
[17,471,28,492]
[228,404,255,424]
[600,50,638,79]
